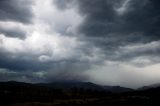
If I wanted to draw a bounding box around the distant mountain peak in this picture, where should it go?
[139,83,160,90]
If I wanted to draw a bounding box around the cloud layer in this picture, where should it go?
[0,0,160,88]
[0,0,33,23]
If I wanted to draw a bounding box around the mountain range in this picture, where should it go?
[0,81,133,93]
[1,81,160,106]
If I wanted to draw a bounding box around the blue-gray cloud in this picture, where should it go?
[0,0,34,23]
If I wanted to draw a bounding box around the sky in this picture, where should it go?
[0,0,160,88]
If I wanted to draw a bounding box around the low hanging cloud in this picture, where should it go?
[0,22,27,39]
[0,0,160,88]
[0,0,34,39]
[0,0,33,23]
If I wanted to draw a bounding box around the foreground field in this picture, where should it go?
[0,81,160,106]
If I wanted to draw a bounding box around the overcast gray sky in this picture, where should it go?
[0,0,160,88]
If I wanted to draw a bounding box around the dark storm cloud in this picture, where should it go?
[0,0,33,23]
[0,49,92,72]
[54,0,160,51]
[0,51,91,82]
[119,0,160,38]
[0,28,26,39]
[77,0,116,37]
[0,69,47,83]
[79,0,159,37]
[76,0,160,41]
[0,52,53,71]
[70,0,160,62]
[54,0,160,42]
[53,0,75,10]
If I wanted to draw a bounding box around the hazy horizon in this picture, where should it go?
[0,0,160,88]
